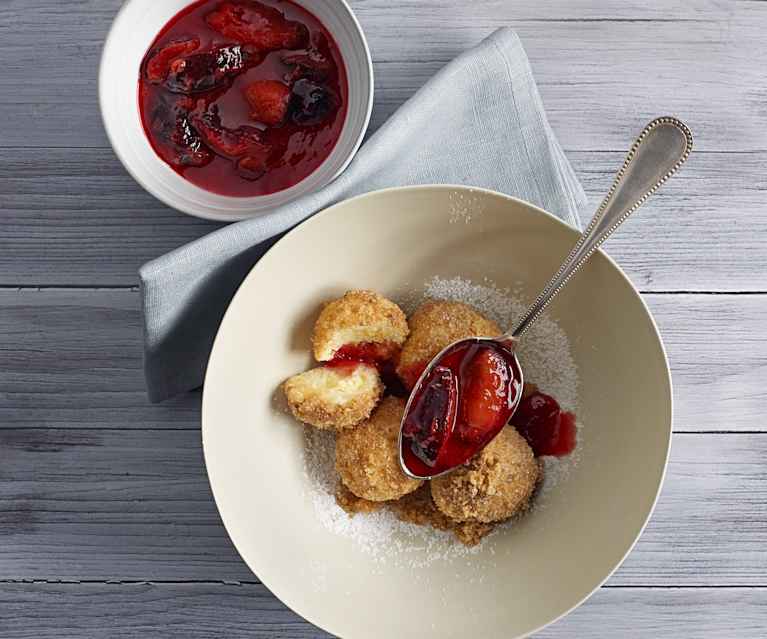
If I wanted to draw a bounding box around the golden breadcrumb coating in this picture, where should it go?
[312,290,409,361]
[335,397,423,501]
[283,364,383,430]
[431,427,540,523]
[335,482,384,515]
[397,300,501,388]
[389,484,495,546]
[335,482,494,546]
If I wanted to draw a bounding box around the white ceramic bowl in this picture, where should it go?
[202,185,673,638]
[99,0,373,221]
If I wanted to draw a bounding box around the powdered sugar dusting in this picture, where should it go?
[448,189,486,224]
[302,276,582,565]
[303,428,487,566]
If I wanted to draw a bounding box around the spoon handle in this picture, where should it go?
[509,116,693,340]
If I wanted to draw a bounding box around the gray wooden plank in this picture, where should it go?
[613,433,767,586]
[646,294,767,434]
[1,149,764,290]
[535,588,767,639]
[359,0,767,155]
[0,583,765,639]
[0,1,764,153]
[1,290,764,432]
[0,427,254,582]
[574,150,767,292]
[1,426,765,584]
[0,149,220,287]
[0,290,201,430]
[0,582,330,639]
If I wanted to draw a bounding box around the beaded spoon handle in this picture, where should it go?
[507,117,693,340]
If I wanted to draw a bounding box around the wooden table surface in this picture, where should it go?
[2,1,766,636]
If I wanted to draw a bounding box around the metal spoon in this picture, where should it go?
[399,116,693,480]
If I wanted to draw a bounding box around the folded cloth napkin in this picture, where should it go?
[140,28,587,402]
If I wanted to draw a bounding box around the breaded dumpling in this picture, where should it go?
[431,427,540,523]
[389,484,495,546]
[335,397,423,501]
[283,364,383,430]
[312,290,409,361]
[397,300,501,388]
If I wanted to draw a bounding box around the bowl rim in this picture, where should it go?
[201,183,673,638]
[98,0,375,222]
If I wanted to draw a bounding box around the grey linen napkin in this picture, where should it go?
[140,28,587,402]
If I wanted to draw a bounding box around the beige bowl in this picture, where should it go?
[202,185,672,638]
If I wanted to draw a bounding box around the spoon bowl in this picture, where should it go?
[399,336,524,480]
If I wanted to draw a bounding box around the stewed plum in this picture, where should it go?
[282,45,332,82]
[164,44,262,94]
[205,1,309,52]
[244,80,292,126]
[290,79,339,126]
[144,37,201,84]
[146,94,212,168]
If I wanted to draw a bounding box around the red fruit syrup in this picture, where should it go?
[400,341,523,477]
[325,342,408,398]
[138,0,348,197]
[512,391,577,457]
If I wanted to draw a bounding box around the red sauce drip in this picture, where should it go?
[138,0,348,197]
[330,342,399,366]
[400,341,522,476]
[327,342,407,398]
[512,391,577,457]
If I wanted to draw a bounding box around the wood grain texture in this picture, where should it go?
[0,582,332,639]
[2,0,766,634]
[1,290,763,432]
[0,150,218,286]
[0,427,253,582]
[0,583,765,639]
[0,290,200,430]
[0,0,764,152]
[1,426,766,584]
[1,0,764,290]
[1,149,765,290]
